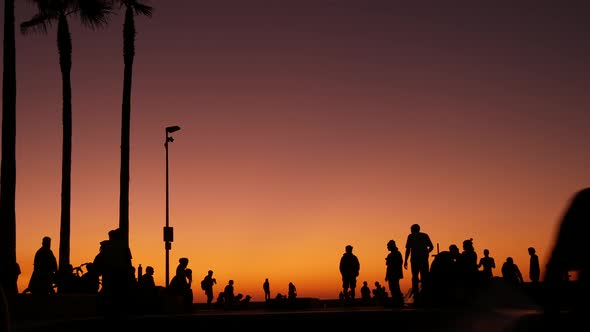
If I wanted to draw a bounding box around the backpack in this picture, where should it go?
[200,278,207,290]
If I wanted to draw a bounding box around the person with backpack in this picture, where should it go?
[200,270,216,307]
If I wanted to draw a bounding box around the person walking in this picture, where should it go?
[403,224,434,302]
[200,270,217,307]
[339,244,360,302]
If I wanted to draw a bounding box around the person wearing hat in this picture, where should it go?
[339,244,360,302]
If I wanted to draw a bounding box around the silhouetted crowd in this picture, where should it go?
[8,187,589,326]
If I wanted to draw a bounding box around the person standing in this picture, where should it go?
[339,244,360,301]
[404,224,434,301]
[288,282,297,299]
[528,247,540,283]
[385,239,404,306]
[26,236,58,295]
[201,270,217,307]
[478,249,496,279]
[263,278,271,301]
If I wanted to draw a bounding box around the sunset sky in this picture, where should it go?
[2,0,589,301]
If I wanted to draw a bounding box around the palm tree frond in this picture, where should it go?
[27,0,65,16]
[132,3,153,17]
[77,0,114,30]
[20,13,53,35]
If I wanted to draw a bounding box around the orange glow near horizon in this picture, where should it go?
[5,1,590,302]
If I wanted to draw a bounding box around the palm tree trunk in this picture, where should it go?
[119,6,136,248]
[57,14,73,274]
[0,0,18,297]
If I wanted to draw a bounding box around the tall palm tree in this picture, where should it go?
[0,0,18,297]
[21,0,112,276]
[117,0,152,248]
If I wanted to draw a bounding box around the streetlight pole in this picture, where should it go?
[164,125,180,288]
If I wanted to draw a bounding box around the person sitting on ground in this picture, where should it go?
[501,257,524,286]
[360,281,372,305]
[372,281,388,304]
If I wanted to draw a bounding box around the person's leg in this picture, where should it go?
[350,278,357,299]
[342,278,350,300]
[411,263,420,297]
[394,279,403,304]
[420,259,432,294]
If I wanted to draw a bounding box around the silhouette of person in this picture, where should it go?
[339,244,360,301]
[55,263,78,293]
[426,244,460,306]
[372,281,388,304]
[457,238,479,288]
[169,257,192,311]
[223,279,236,308]
[201,270,217,307]
[543,187,590,326]
[169,257,190,291]
[240,294,252,308]
[93,228,135,316]
[403,224,434,301]
[79,262,100,294]
[528,247,540,283]
[385,239,404,306]
[234,293,252,308]
[26,236,58,295]
[288,282,297,300]
[501,257,523,286]
[138,266,156,290]
[137,265,158,313]
[360,281,372,305]
[263,278,271,301]
[478,249,496,279]
[215,291,225,308]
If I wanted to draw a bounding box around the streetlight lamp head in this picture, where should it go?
[166,125,181,133]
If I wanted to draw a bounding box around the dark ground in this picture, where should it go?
[7,280,581,332]
[9,305,578,332]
